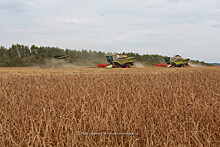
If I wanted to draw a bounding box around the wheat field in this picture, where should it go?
[0,67,219,146]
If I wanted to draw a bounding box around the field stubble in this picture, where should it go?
[0,67,219,146]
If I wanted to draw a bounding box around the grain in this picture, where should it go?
[0,67,219,146]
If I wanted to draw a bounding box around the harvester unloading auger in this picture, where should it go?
[97,54,135,68]
[156,55,190,67]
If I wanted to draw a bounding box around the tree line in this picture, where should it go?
[0,44,210,67]
[0,44,107,67]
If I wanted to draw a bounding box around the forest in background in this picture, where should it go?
[0,44,211,67]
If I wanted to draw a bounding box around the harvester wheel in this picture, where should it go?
[181,64,184,67]
[114,63,120,68]
[125,64,130,68]
[172,63,176,67]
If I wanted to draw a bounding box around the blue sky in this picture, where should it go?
[0,0,220,62]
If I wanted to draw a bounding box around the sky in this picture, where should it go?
[0,0,220,62]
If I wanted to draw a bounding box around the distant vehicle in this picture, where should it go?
[156,55,190,67]
[97,54,135,68]
[54,55,71,62]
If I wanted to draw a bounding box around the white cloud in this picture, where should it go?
[209,8,220,13]
[205,21,220,28]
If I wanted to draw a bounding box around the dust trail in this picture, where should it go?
[40,59,84,69]
[135,62,145,68]
[188,62,203,67]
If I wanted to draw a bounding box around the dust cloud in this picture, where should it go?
[135,62,145,68]
[40,59,82,69]
[188,62,204,67]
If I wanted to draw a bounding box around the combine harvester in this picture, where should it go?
[156,55,190,67]
[54,55,71,62]
[97,54,135,68]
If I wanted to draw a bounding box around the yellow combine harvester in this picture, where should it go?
[156,55,190,67]
[97,54,135,68]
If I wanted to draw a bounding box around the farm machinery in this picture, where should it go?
[156,55,190,67]
[97,54,135,68]
[54,55,71,62]
[40,55,71,68]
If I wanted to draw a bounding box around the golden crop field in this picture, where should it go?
[0,67,219,146]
